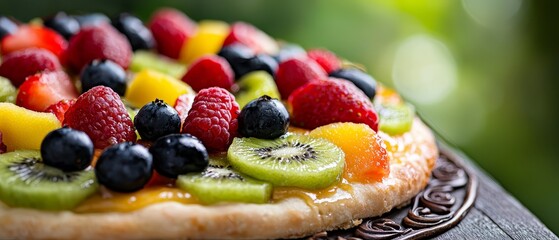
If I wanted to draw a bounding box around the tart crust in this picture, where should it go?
[0,118,437,239]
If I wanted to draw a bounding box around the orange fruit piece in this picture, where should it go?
[309,122,389,183]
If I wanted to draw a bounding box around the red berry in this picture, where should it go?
[223,22,278,55]
[174,93,195,126]
[0,25,67,59]
[148,8,197,59]
[145,171,175,187]
[275,57,326,99]
[182,87,239,152]
[0,132,7,154]
[307,49,341,74]
[45,99,76,123]
[64,86,136,149]
[288,78,379,131]
[16,71,78,112]
[181,55,234,92]
[0,48,62,87]
[64,25,132,72]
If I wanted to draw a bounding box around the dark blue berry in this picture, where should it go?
[218,44,255,79]
[112,13,155,51]
[81,59,127,96]
[273,43,306,63]
[0,16,18,40]
[329,68,377,99]
[238,95,289,139]
[74,13,110,27]
[241,54,278,78]
[42,12,80,40]
[95,142,153,192]
[40,127,94,172]
[150,134,209,178]
[134,99,181,141]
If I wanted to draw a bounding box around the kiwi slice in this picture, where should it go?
[130,51,187,79]
[377,103,415,135]
[234,71,281,108]
[177,155,272,204]
[227,134,345,190]
[0,76,16,103]
[0,150,99,210]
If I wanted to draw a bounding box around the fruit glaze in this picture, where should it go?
[0,8,418,213]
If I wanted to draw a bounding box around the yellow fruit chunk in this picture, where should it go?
[125,69,194,108]
[309,122,389,183]
[0,103,61,151]
[179,20,230,64]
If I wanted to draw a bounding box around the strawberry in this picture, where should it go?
[174,93,195,126]
[16,71,78,112]
[275,57,326,99]
[0,48,62,87]
[0,25,67,59]
[148,8,197,59]
[64,25,132,73]
[223,22,278,55]
[64,86,136,149]
[45,99,76,123]
[307,49,341,74]
[181,55,234,92]
[288,78,379,131]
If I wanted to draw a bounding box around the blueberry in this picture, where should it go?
[150,134,209,178]
[218,44,255,79]
[112,13,155,51]
[81,59,127,96]
[74,13,110,27]
[134,99,181,141]
[273,43,306,63]
[329,68,377,99]
[0,16,18,40]
[40,127,94,172]
[95,142,153,192]
[241,54,278,78]
[238,95,289,139]
[42,12,80,40]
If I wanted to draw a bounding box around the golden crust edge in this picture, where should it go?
[0,118,438,239]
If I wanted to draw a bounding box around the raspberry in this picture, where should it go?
[275,57,326,99]
[148,8,197,59]
[182,87,239,152]
[307,49,341,74]
[181,55,234,92]
[288,78,379,131]
[64,86,136,149]
[45,99,76,123]
[0,131,7,154]
[64,25,132,73]
[0,48,62,87]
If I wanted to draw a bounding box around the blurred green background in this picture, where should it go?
[2,0,557,233]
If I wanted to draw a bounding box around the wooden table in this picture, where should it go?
[433,143,557,240]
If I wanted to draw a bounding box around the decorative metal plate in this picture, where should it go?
[306,146,478,240]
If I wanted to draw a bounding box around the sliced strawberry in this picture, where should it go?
[0,25,67,59]
[0,48,62,87]
[148,8,197,59]
[223,22,278,55]
[45,99,76,123]
[174,93,195,126]
[275,57,327,99]
[16,71,78,112]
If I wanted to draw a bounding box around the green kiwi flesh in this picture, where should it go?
[227,134,345,190]
[177,155,272,204]
[0,150,98,210]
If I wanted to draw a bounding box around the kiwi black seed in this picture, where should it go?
[227,134,345,189]
[0,150,98,210]
[176,155,272,204]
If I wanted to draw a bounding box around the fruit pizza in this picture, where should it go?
[0,9,437,239]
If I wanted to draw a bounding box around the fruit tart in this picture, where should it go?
[0,9,438,239]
